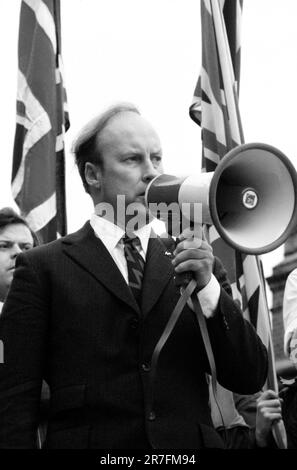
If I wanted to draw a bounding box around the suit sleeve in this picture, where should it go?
[0,252,49,448]
[204,257,268,395]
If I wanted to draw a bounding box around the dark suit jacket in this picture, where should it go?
[0,222,267,449]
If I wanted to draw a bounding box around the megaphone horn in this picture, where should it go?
[145,143,297,255]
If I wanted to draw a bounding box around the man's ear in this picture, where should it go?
[85,162,102,190]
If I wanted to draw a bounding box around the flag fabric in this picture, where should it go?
[189,0,271,351]
[12,0,69,243]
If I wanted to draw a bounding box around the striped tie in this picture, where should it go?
[123,234,145,306]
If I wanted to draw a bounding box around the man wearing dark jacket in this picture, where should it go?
[0,103,267,449]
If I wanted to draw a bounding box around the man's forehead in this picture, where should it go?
[100,111,160,142]
[105,110,142,128]
[0,224,33,242]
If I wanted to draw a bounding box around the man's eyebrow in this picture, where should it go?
[120,151,141,157]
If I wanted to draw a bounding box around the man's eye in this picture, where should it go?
[20,244,33,252]
[0,243,9,250]
[126,156,139,163]
[151,156,162,165]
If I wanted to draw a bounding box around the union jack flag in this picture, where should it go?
[12,0,69,243]
[190,0,271,352]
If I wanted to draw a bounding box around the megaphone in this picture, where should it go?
[145,143,297,254]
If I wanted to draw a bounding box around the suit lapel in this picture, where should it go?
[141,235,174,317]
[62,222,140,314]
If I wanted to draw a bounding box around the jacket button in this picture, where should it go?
[148,411,156,421]
[142,363,151,372]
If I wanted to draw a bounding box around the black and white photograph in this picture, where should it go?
[0,0,297,460]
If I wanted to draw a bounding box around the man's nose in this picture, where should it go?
[142,159,159,183]
[10,244,22,258]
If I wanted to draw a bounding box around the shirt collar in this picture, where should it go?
[90,213,152,255]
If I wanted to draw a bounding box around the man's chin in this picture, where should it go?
[2,275,14,297]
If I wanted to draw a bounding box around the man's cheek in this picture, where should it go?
[5,271,14,283]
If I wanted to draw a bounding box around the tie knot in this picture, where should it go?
[123,233,141,249]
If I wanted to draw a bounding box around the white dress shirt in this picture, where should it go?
[283,268,297,355]
[90,214,220,317]
[90,214,151,284]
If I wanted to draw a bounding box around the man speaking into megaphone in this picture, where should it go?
[0,103,268,449]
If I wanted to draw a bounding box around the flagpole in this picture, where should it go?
[256,256,288,449]
[210,0,243,145]
[209,0,287,448]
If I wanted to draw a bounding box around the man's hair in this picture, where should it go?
[72,102,140,193]
[0,207,39,247]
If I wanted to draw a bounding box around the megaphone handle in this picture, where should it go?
[174,271,194,288]
[173,236,195,288]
